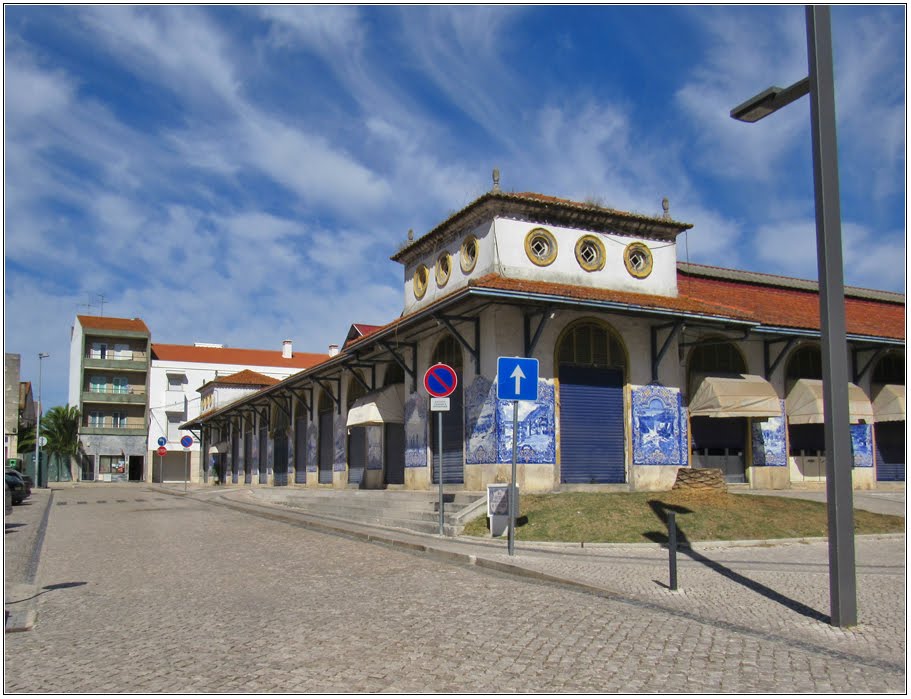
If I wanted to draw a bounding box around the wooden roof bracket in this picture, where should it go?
[764,337,798,380]
[434,313,480,373]
[378,340,417,391]
[524,306,553,357]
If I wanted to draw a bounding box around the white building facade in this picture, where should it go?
[186,186,905,493]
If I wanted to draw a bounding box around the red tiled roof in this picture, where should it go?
[78,315,150,333]
[678,272,905,340]
[210,370,279,387]
[469,274,757,321]
[151,343,327,369]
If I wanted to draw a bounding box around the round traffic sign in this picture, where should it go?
[157,436,167,447]
[157,446,167,456]
[423,363,458,398]
[180,435,194,449]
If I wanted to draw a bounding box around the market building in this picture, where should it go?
[184,184,905,492]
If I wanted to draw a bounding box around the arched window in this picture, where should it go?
[431,334,463,371]
[687,339,747,397]
[785,344,822,393]
[557,320,626,371]
[318,388,333,414]
[383,362,405,387]
[347,373,368,409]
[872,352,905,386]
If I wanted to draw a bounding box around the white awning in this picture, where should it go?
[346,384,405,427]
[873,384,905,423]
[785,378,874,425]
[688,374,781,418]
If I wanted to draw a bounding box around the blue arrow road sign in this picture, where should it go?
[497,357,539,401]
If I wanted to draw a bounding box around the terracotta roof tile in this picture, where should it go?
[210,370,279,387]
[678,270,904,340]
[469,274,756,321]
[151,343,327,369]
[78,315,150,333]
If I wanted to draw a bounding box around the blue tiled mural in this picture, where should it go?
[306,423,318,472]
[405,391,428,468]
[334,420,347,471]
[851,424,873,467]
[466,376,556,464]
[751,400,787,466]
[366,425,383,470]
[631,385,687,465]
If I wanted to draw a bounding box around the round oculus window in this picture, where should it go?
[624,242,653,278]
[413,264,429,299]
[574,235,606,272]
[435,252,452,287]
[460,235,479,274]
[524,227,558,266]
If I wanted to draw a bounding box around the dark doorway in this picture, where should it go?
[128,455,143,481]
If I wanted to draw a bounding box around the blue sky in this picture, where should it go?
[4,5,906,411]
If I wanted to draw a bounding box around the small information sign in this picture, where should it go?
[430,397,450,412]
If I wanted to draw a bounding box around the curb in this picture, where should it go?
[5,491,55,633]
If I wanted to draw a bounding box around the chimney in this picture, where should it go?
[282,339,292,359]
[328,344,339,357]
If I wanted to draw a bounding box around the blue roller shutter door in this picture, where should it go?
[318,411,333,484]
[258,430,269,484]
[231,433,239,484]
[348,426,366,487]
[559,365,625,484]
[294,418,308,484]
[244,432,253,484]
[273,433,288,486]
[384,423,406,485]
[875,421,905,481]
[431,376,464,484]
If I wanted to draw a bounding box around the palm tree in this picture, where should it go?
[40,405,84,480]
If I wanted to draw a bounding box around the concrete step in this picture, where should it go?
[249,488,485,536]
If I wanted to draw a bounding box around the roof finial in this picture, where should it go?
[492,167,500,192]
[662,197,670,219]
[407,228,414,242]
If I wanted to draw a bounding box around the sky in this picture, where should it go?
[3,4,906,411]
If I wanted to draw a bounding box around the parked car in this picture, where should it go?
[4,471,27,505]
[6,468,32,495]
[5,481,11,515]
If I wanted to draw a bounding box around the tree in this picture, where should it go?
[40,405,84,478]
[16,423,36,455]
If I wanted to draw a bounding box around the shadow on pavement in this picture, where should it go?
[645,499,830,624]
[7,581,87,605]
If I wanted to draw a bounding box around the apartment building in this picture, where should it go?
[68,315,151,481]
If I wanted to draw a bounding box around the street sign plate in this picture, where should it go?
[497,357,539,401]
[424,363,458,398]
[157,446,167,456]
[157,436,167,447]
[430,397,450,412]
[180,435,194,449]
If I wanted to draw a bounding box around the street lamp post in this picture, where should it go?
[35,352,50,488]
[730,5,856,628]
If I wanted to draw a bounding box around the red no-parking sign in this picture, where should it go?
[423,363,457,398]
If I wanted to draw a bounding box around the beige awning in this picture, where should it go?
[873,384,905,423]
[688,374,782,418]
[785,378,874,425]
[346,384,405,427]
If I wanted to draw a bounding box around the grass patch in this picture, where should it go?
[462,491,905,544]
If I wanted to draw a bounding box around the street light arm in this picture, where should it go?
[730,77,810,122]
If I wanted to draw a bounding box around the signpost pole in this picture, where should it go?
[184,451,188,492]
[508,400,518,556]
[438,410,444,536]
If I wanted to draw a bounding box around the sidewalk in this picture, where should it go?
[155,484,905,634]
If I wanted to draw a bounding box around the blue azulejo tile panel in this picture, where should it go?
[751,400,787,466]
[495,380,555,464]
[466,376,497,464]
[631,385,687,465]
[334,419,347,471]
[852,423,873,467]
[405,391,428,468]
[306,423,319,472]
[366,425,383,469]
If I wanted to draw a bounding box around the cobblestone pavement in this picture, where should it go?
[4,485,906,693]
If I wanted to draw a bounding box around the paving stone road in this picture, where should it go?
[4,485,906,693]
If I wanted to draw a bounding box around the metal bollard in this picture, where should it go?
[668,512,678,590]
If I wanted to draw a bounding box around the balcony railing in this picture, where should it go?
[86,350,148,361]
[85,387,146,396]
[83,417,146,430]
